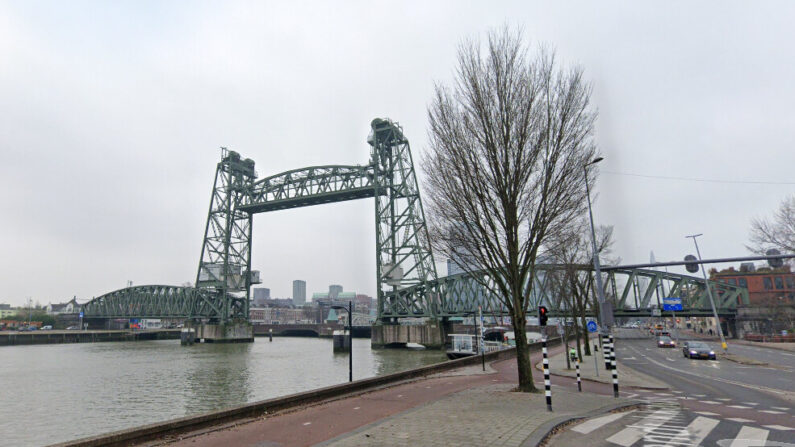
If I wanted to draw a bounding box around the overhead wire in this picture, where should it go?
[601,170,795,185]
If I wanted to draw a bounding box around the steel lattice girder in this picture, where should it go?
[82,285,226,319]
[369,118,437,309]
[239,165,381,213]
[195,150,256,321]
[379,265,749,319]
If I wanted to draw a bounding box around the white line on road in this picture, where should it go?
[771,406,790,411]
[728,405,751,409]
[762,425,794,431]
[606,410,681,446]
[700,400,721,405]
[572,411,635,434]
[760,410,786,414]
[727,418,755,423]
[682,416,720,446]
[630,347,791,397]
[728,426,769,447]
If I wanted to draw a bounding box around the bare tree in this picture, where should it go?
[546,218,616,362]
[423,28,598,392]
[748,195,795,255]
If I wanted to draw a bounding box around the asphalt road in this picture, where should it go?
[547,338,794,446]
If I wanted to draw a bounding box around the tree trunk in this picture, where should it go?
[512,310,536,392]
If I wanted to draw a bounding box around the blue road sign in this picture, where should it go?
[586,321,598,333]
[79,311,84,318]
[662,297,683,312]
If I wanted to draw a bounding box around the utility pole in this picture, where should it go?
[686,234,729,353]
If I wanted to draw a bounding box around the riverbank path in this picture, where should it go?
[139,345,636,447]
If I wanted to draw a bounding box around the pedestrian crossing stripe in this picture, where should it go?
[728,405,751,409]
[728,426,768,447]
[762,425,794,431]
[759,410,786,414]
[572,411,635,434]
[694,411,720,416]
[771,406,790,411]
[726,418,755,423]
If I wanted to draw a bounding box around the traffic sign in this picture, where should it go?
[662,297,683,312]
[79,311,84,318]
[586,321,598,333]
[652,308,662,317]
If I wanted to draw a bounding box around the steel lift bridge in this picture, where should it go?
[82,118,749,334]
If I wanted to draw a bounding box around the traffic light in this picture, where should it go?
[538,306,548,326]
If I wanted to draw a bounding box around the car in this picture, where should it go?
[682,341,716,360]
[656,335,676,348]
[40,325,52,330]
[66,326,79,330]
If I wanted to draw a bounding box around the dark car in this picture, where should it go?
[656,335,676,348]
[682,341,716,360]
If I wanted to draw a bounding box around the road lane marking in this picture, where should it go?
[303,422,311,426]
[727,418,755,423]
[760,410,786,414]
[728,426,769,447]
[605,409,681,446]
[572,411,635,434]
[717,398,732,401]
[353,407,360,410]
[728,405,751,409]
[682,416,720,446]
[761,425,794,431]
[695,411,721,416]
[744,403,759,406]
[636,352,791,397]
[771,406,790,411]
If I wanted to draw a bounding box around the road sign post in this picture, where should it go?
[586,320,599,377]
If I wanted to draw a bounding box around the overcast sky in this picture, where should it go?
[2,1,794,307]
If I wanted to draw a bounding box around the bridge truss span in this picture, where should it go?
[82,285,224,319]
[380,265,750,320]
[239,165,380,214]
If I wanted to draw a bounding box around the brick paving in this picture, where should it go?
[320,385,628,447]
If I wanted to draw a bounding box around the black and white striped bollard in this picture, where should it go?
[609,334,619,398]
[542,337,552,411]
[602,334,611,371]
[575,356,582,392]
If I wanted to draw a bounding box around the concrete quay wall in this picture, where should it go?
[52,337,562,447]
[0,329,181,347]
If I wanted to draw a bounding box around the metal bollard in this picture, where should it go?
[602,334,611,371]
[609,335,619,398]
[575,357,582,392]
[269,328,273,342]
[542,337,552,411]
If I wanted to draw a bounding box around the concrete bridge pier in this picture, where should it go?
[189,320,254,343]
[370,320,446,349]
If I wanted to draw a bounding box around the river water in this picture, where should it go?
[0,337,447,446]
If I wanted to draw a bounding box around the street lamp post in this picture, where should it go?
[685,234,729,353]
[332,301,354,382]
[584,157,612,332]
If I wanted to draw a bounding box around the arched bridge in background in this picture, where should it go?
[82,118,749,323]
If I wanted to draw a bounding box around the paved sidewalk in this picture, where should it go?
[320,384,631,447]
[148,346,633,447]
[536,352,668,389]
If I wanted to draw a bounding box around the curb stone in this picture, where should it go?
[522,401,643,447]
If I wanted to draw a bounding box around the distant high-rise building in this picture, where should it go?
[253,288,270,307]
[292,280,306,306]
[329,284,343,299]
